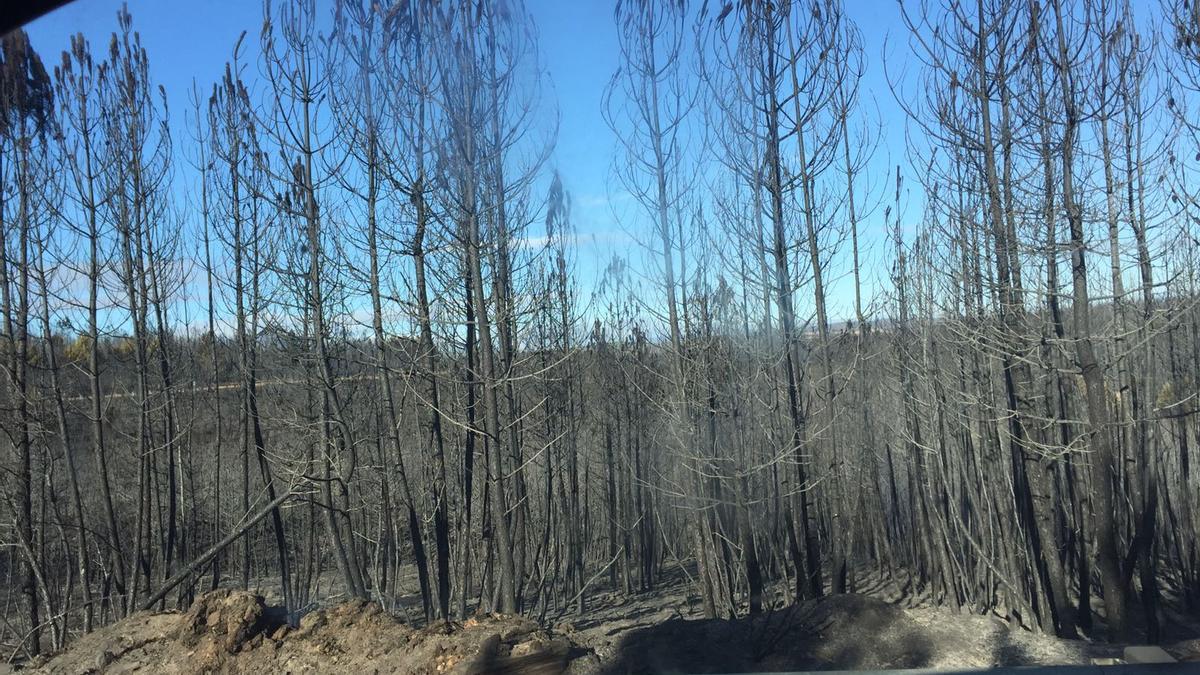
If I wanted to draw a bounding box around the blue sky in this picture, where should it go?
[23,0,915,325]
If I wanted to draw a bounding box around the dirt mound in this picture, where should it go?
[595,594,933,674]
[592,592,1116,674]
[28,588,1172,674]
[28,590,595,674]
[174,588,279,657]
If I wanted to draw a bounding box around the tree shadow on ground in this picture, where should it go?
[598,594,935,674]
[990,624,1033,665]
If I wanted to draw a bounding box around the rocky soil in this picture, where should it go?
[23,589,595,674]
[16,585,1200,674]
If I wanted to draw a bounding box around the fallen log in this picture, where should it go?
[142,488,296,611]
